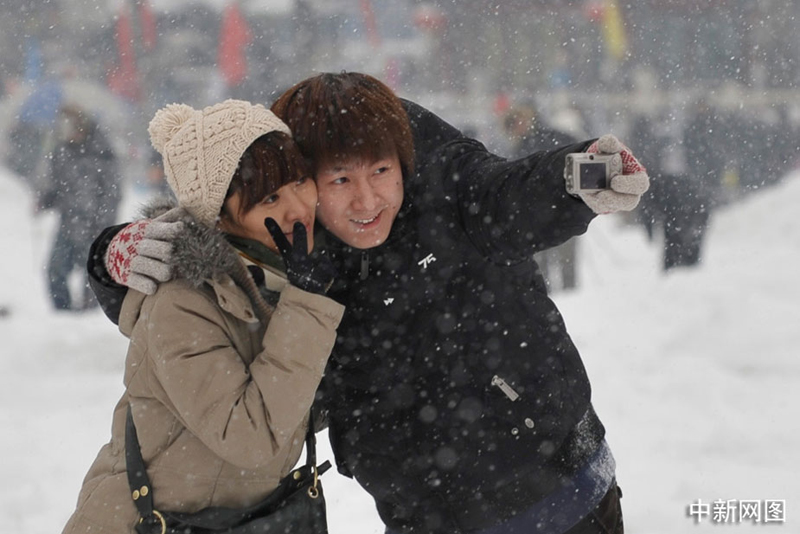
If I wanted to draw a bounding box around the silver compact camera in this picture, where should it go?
[564,152,622,195]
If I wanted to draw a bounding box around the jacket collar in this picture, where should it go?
[322,184,415,260]
[140,199,273,322]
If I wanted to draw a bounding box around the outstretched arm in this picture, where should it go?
[448,136,647,262]
[401,98,647,262]
[449,138,598,261]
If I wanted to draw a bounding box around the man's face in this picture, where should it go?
[314,154,404,250]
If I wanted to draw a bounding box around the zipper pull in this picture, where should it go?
[491,375,520,402]
[360,251,369,280]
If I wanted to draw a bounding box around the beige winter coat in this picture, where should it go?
[62,210,344,534]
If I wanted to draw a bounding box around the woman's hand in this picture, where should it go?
[264,219,336,294]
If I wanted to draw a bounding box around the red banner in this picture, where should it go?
[217,2,252,87]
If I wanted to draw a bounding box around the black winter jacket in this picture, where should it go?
[320,101,602,533]
[87,100,603,534]
[41,128,121,243]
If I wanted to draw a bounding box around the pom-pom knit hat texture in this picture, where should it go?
[148,99,291,227]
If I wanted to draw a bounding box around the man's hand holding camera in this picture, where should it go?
[566,134,650,214]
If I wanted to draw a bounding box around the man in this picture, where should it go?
[88,73,648,533]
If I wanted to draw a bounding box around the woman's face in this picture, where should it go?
[220,177,318,253]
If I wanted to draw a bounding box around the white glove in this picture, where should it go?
[104,208,184,295]
[579,134,650,214]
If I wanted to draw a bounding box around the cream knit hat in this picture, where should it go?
[148,99,291,227]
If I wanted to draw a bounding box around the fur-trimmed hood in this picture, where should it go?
[139,198,272,321]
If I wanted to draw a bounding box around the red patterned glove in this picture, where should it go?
[580,134,650,214]
[104,209,184,295]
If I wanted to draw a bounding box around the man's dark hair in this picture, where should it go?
[271,72,414,177]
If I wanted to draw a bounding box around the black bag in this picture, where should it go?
[125,406,330,534]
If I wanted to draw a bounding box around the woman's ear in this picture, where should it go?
[217,201,236,234]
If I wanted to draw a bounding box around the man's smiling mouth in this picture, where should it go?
[351,212,381,225]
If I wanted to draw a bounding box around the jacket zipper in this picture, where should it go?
[491,375,520,402]
[360,251,370,280]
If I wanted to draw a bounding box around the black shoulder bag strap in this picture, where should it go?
[125,404,156,519]
[125,405,322,519]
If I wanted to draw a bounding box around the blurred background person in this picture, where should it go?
[144,146,170,198]
[676,97,726,267]
[630,101,716,272]
[503,102,584,290]
[37,105,121,310]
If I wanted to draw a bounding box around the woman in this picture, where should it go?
[62,99,344,534]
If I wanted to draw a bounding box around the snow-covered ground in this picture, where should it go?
[1,165,798,533]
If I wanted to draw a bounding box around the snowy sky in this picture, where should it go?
[1,164,798,533]
[104,0,295,14]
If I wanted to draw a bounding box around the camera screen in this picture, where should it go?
[579,162,608,190]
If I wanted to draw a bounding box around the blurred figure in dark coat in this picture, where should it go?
[38,106,122,310]
[631,100,717,271]
[504,103,581,289]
